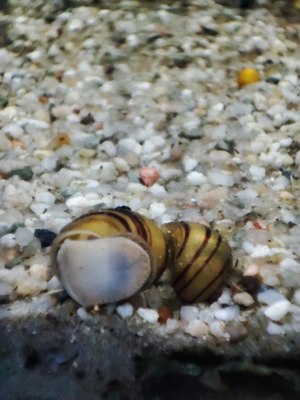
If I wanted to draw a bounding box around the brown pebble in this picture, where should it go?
[158,306,173,324]
[0,170,9,179]
[50,133,72,150]
[239,275,261,295]
[54,71,64,82]
[39,95,49,105]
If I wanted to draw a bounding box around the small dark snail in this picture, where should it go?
[51,207,232,307]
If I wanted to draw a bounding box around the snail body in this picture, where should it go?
[51,208,170,307]
[51,208,232,307]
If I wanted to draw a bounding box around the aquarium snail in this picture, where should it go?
[51,207,171,307]
[51,207,232,307]
[161,222,232,303]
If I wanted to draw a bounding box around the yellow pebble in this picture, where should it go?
[237,68,261,88]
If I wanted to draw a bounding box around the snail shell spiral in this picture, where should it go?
[161,221,232,303]
[51,208,171,307]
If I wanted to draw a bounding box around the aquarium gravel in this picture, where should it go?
[0,0,300,347]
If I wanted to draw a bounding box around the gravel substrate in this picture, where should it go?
[0,0,300,374]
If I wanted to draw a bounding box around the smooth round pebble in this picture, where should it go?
[264,299,291,322]
[209,321,227,339]
[213,306,240,321]
[185,320,209,338]
[180,306,199,322]
[15,227,34,247]
[233,292,254,307]
[116,303,134,319]
[293,289,300,306]
[29,264,49,281]
[0,233,17,248]
[266,321,286,336]
[137,308,159,323]
[257,289,286,305]
[186,171,207,186]
[148,203,166,219]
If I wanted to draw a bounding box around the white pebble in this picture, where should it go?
[0,265,27,286]
[180,306,199,322]
[207,170,235,187]
[186,171,207,186]
[260,265,281,287]
[34,192,56,205]
[67,18,84,32]
[266,322,286,335]
[102,141,117,157]
[15,227,34,247]
[0,282,13,297]
[182,157,198,173]
[148,183,167,198]
[41,155,58,171]
[0,233,17,248]
[257,289,285,305]
[149,203,166,219]
[113,157,129,172]
[249,165,265,181]
[218,290,232,305]
[47,276,62,291]
[118,138,142,155]
[98,162,117,182]
[16,277,47,296]
[165,318,180,334]
[116,303,134,319]
[209,320,227,338]
[29,264,49,281]
[65,196,90,209]
[77,307,90,320]
[213,306,240,321]
[30,203,49,217]
[185,320,209,338]
[233,292,254,307]
[280,258,300,271]
[264,299,291,321]
[137,308,159,323]
[253,92,267,111]
[293,289,300,306]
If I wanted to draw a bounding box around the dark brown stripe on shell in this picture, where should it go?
[120,209,149,243]
[178,230,221,295]
[173,225,210,287]
[176,221,190,258]
[190,255,232,303]
[100,210,133,232]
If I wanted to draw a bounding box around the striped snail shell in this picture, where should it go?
[161,222,232,303]
[51,207,171,307]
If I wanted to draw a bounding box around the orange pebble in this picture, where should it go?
[50,133,72,150]
[158,306,173,324]
[237,68,261,88]
[139,166,160,187]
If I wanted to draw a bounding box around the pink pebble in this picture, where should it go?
[139,166,160,187]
